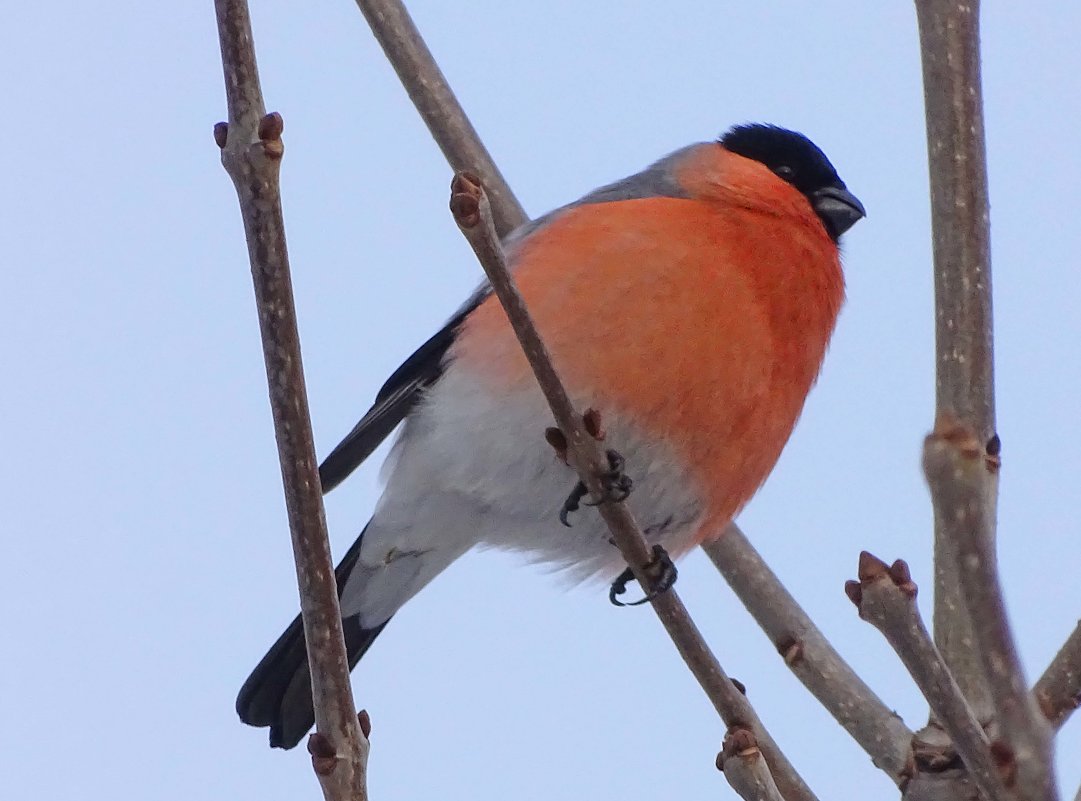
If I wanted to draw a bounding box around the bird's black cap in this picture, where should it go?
[720,123,865,240]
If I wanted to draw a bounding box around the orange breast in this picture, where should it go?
[453,192,843,541]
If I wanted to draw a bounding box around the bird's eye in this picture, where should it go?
[773,165,795,180]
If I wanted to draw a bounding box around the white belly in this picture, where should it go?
[340,362,706,628]
[377,364,705,577]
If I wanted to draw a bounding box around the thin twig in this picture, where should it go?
[718,728,786,801]
[914,0,997,724]
[353,0,527,238]
[703,524,913,782]
[213,2,367,798]
[847,552,1011,801]
[923,422,1056,801]
[450,173,818,801]
[1033,621,1081,730]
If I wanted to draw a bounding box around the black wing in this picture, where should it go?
[317,292,486,493]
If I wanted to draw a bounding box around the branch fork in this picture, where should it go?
[923,419,1056,800]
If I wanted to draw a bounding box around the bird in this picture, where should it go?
[237,123,865,749]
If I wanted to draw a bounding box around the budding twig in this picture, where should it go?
[214,1,367,798]
[847,551,1011,801]
[450,172,818,801]
[717,728,785,801]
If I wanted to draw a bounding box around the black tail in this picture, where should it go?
[236,528,389,749]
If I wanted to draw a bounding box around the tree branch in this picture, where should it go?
[914,6,1061,799]
[214,2,368,798]
[450,173,817,801]
[923,423,1055,801]
[1033,621,1081,730]
[914,0,995,432]
[703,524,913,782]
[718,728,787,801]
[353,0,527,238]
[847,552,1011,801]
[914,0,997,724]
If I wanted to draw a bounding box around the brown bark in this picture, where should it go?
[214,1,368,798]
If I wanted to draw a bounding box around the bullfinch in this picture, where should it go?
[237,123,865,748]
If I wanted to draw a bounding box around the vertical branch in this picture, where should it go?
[915,3,1056,799]
[922,426,1055,801]
[916,0,995,436]
[913,0,996,722]
[353,0,528,237]
[214,2,368,799]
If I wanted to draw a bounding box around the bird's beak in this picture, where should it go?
[812,185,866,238]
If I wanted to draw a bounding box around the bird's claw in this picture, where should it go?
[559,449,633,527]
[559,482,589,526]
[591,449,633,504]
[609,545,678,607]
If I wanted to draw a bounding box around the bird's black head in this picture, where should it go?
[720,123,865,241]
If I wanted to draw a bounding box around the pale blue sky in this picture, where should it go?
[3,2,1079,799]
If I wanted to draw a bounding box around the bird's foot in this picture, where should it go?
[559,449,633,526]
[591,449,633,504]
[559,481,589,526]
[609,545,678,607]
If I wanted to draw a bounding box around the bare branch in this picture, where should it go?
[1033,621,1081,730]
[847,552,1011,801]
[914,7,1060,799]
[451,173,818,801]
[914,0,997,722]
[353,0,527,237]
[914,1,995,432]
[214,2,367,798]
[703,524,913,782]
[923,423,1056,800]
[718,728,786,801]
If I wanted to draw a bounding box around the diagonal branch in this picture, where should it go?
[703,524,913,782]
[923,422,1055,801]
[353,0,527,238]
[213,2,368,798]
[718,728,787,801]
[847,552,1010,801]
[451,173,818,801]
[1033,621,1081,730]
